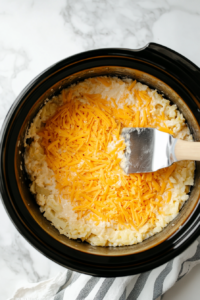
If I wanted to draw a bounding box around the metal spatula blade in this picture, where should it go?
[121,128,177,174]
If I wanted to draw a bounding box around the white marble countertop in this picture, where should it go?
[1,0,200,299]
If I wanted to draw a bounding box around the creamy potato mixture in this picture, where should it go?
[24,77,195,246]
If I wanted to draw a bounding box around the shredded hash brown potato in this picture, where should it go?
[24,77,195,246]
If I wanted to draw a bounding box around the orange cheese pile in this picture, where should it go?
[38,77,176,230]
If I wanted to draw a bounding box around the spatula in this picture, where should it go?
[121,128,200,174]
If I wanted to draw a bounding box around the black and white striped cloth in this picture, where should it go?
[9,236,200,300]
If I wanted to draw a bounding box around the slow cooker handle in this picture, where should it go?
[146,43,200,81]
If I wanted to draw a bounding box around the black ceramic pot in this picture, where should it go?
[1,43,200,277]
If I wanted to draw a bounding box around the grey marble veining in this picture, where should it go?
[61,0,169,50]
[1,0,200,299]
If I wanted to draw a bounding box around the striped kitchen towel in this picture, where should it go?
[9,236,200,300]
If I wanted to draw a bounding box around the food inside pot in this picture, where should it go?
[24,76,195,246]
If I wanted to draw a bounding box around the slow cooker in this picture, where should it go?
[1,43,200,276]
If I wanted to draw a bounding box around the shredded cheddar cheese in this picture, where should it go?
[25,76,195,246]
[37,78,179,230]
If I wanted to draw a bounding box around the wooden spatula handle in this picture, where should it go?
[174,140,200,161]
